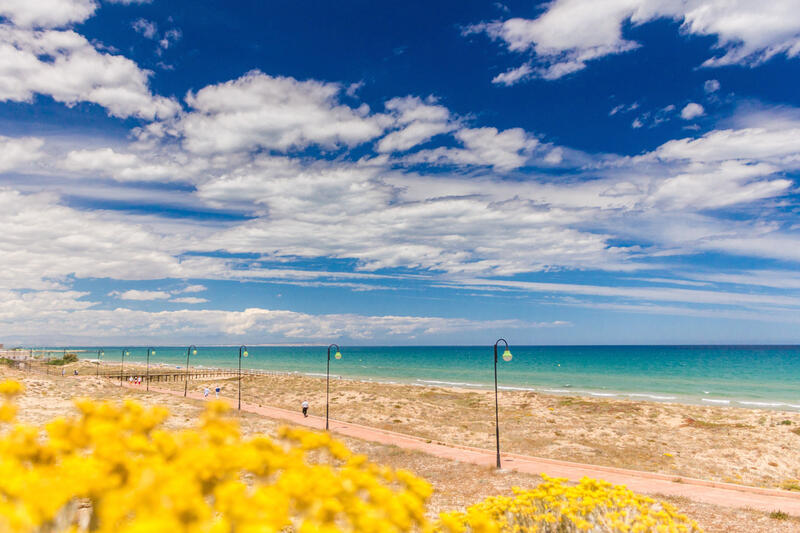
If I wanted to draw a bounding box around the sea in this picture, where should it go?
[57,345,800,411]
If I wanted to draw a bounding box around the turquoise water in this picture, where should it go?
[65,345,800,411]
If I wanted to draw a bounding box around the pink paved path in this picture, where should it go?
[135,383,800,515]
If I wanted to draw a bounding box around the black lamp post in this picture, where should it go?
[96,349,104,377]
[493,338,512,469]
[326,344,342,430]
[119,348,130,384]
[184,345,197,397]
[146,348,156,391]
[238,345,248,410]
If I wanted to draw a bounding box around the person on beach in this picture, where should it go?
[301,400,309,417]
[215,386,220,398]
[204,387,210,399]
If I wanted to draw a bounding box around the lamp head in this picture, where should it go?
[152,350,156,355]
[334,350,342,360]
[124,350,130,356]
[243,351,248,357]
[192,349,197,355]
[502,348,513,362]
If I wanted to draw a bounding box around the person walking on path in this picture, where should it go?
[215,386,220,398]
[301,400,309,417]
[203,387,210,399]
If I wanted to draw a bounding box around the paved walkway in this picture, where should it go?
[138,384,800,515]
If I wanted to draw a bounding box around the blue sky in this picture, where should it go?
[1,0,800,345]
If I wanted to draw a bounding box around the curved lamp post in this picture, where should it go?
[493,338,512,469]
[96,348,104,377]
[326,344,342,430]
[146,348,156,391]
[238,345,248,410]
[119,348,130,385]
[184,345,197,397]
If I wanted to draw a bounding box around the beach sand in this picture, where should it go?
[3,361,800,532]
[141,365,800,491]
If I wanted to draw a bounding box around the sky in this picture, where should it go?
[1,0,800,346]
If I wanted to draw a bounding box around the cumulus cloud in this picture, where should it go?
[406,127,538,170]
[470,0,800,80]
[680,102,705,120]
[704,79,720,93]
[0,0,97,29]
[0,24,180,119]
[376,96,455,152]
[176,71,387,154]
[0,135,44,172]
[61,148,203,182]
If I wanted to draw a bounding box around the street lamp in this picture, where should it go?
[184,345,197,397]
[96,348,104,377]
[119,348,130,385]
[493,338,512,469]
[326,344,342,430]
[238,345,248,410]
[146,348,156,391]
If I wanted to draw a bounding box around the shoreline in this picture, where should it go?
[79,356,800,414]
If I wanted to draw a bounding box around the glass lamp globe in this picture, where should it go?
[192,349,197,355]
[335,351,342,360]
[502,349,513,362]
[243,351,248,357]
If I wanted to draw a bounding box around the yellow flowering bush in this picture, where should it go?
[0,380,431,532]
[0,380,701,533]
[437,475,701,533]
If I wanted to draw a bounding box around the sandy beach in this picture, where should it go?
[4,360,800,532]
[127,362,800,491]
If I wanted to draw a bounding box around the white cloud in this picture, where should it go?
[111,289,171,300]
[170,296,208,304]
[471,0,800,80]
[376,96,455,152]
[406,127,538,170]
[132,18,157,39]
[0,0,96,29]
[0,289,544,343]
[680,102,705,120]
[0,135,44,172]
[178,284,207,293]
[61,148,202,182]
[492,63,533,86]
[0,188,216,290]
[0,24,180,119]
[177,71,387,154]
[704,79,720,93]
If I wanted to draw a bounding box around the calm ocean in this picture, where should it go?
[65,345,800,411]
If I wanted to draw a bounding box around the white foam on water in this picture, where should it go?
[416,379,485,388]
[627,393,677,400]
[588,392,617,397]
[702,398,730,404]
[738,401,786,407]
[498,386,537,392]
